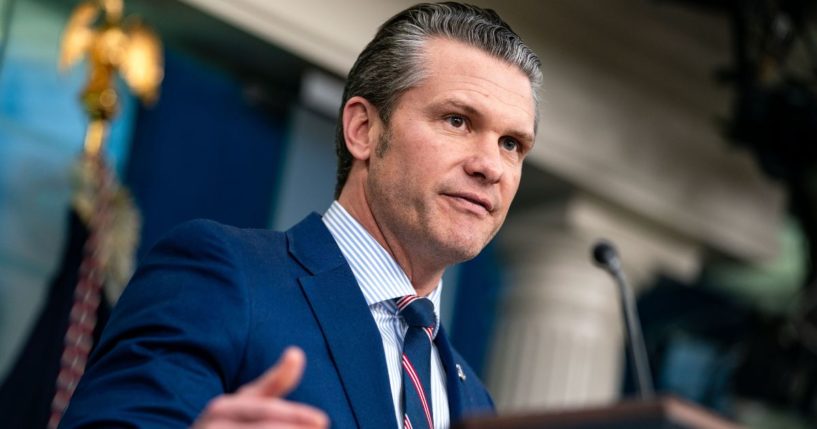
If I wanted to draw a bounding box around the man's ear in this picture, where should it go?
[342,96,381,161]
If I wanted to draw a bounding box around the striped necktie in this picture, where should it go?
[395,295,437,429]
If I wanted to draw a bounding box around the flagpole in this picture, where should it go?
[48,1,162,426]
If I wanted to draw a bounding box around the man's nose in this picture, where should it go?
[463,138,503,183]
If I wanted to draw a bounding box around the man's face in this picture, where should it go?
[366,37,536,266]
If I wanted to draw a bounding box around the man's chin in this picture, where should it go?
[437,234,491,263]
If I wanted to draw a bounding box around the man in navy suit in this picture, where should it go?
[60,2,541,428]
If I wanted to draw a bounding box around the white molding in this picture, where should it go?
[177,0,407,75]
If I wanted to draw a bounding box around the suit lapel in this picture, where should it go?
[287,214,397,429]
[434,324,468,423]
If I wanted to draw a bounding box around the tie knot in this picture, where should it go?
[395,296,436,329]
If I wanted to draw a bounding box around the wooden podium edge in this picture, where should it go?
[662,396,744,429]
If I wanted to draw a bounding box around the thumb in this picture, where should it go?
[241,346,306,397]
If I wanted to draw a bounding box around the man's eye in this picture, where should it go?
[446,115,465,128]
[500,137,519,152]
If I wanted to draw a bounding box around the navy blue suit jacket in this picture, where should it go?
[60,213,494,428]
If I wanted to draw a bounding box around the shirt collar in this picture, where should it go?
[322,201,442,327]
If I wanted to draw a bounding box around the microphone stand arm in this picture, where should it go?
[606,264,655,400]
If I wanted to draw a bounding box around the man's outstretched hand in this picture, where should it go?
[193,347,330,428]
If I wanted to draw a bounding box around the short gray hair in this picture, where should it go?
[334,2,543,198]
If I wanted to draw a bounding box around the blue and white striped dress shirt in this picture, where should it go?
[323,201,450,429]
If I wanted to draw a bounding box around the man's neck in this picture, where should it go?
[334,197,443,297]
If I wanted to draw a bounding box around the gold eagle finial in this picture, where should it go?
[60,0,163,128]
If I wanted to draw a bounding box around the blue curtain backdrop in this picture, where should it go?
[125,52,288,258]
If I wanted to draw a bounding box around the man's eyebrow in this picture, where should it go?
[434,99,480,117]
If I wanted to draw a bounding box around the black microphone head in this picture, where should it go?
[591,240,619,268]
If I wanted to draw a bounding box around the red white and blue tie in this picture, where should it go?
[395,295,436,429]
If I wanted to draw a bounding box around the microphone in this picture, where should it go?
[591,240,655,400]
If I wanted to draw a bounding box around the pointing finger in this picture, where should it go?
[241,346,306,398]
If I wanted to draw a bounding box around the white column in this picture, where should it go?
[486,194,702,412]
